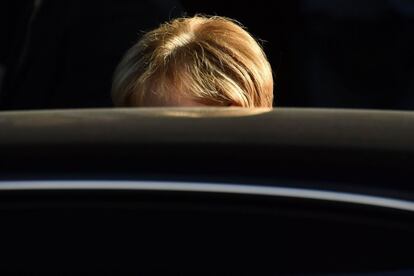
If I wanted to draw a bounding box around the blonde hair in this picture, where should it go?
[112,15,274,107]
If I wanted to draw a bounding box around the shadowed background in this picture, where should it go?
[1,0,413,110]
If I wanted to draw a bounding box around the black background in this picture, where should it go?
[1,0,414,110]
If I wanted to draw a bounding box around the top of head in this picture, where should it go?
[112,15,274,108]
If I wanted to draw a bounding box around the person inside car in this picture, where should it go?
[112,15,274,108]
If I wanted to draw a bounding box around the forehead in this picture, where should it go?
[130,89,206,107]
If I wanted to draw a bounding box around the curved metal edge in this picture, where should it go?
[0,181,413,212]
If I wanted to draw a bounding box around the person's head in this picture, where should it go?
[112,15,274,108]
